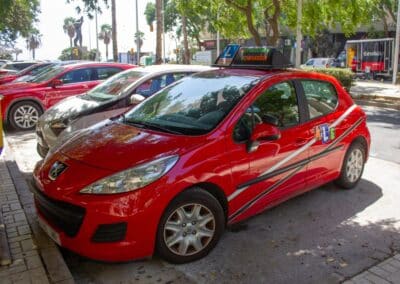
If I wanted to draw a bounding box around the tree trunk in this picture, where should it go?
[225,0,261,46]
[182,15,190,64]
[69,37,73,48]
[32,49,35,60]
[111,0,118,62]
[245,2,261,46]
[155,0,163,64]
[264,0,281,46]
[106,44,109,61]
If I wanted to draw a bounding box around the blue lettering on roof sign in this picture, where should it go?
[216,44,240,65]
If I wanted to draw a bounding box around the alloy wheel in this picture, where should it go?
[13,105,39,129]
[346,148,364,183]
[163,203,216,256]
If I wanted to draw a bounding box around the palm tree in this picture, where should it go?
[26,29,41,60]
[155,0,163,64]
[111,0,118,62]
[63,17,76,48]
[98,24,112,61]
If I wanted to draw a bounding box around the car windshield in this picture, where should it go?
[30,65,65,83]
[123,71,260,135]
[16,63,53,77]
[84,70,148,101]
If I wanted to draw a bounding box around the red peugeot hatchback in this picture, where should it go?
[0,62,133,130]
[33,46,370,263]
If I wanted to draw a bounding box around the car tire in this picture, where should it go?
[156,188,225,264]
[37,143,49,158]
[9,101,42,131]
[335,142,366,189]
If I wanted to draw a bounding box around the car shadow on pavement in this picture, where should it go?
[59,179,400,284]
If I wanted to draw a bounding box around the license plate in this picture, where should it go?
[38,216,61,245]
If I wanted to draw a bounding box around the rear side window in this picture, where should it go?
[301,80,338,119]
[60,68,92,84]
[96,67,122,80]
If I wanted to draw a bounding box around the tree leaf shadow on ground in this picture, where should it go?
[59,179,400,284]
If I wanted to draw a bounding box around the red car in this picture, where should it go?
[0,62,54,85]
[32,46,370,264]
[0,62,133,130]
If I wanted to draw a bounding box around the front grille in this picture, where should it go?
[32,182,85,237]
[91,222,127,243]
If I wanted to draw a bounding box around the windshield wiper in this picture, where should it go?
[124,119,183,135]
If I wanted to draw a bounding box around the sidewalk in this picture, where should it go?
[350,81,400,109]
[0,142,74,283]
[345,254,400,284]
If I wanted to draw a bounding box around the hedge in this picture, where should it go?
[302,67,354,91]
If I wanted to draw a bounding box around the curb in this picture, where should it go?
[0,210,12,266]
[3,143,75,283]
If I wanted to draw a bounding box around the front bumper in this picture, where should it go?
[31,179,161,261]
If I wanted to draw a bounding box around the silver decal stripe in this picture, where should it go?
[227,116,364,222]
[228,104,358,202]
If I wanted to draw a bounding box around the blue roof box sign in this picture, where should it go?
[215,44,292,69]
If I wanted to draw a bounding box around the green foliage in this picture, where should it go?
[0,53,13,60]
[144,2,156,29]
[0,0,40,45]
[66,0,108,18]
[59,47,100,61]
[305,68,354,91]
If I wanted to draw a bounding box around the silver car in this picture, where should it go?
[36,64,213,157]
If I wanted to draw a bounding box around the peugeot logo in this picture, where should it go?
[48,161,67,181]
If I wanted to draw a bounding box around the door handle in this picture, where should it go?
[295,138,308,146]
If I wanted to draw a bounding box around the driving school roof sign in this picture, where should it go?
[214,44,292,68]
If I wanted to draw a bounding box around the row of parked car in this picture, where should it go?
[0,46,370,264]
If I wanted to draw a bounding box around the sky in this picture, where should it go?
[16,0,177,61]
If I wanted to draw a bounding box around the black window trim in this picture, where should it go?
[59,67,94,85]
[232,79,304,144]
[295,78,339,122]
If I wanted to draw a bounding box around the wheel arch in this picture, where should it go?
[6,98,44,124]
[351,135,369,160]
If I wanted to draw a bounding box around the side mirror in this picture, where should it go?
[130,94,145,105]
[51,79,63,88]
[247,123,281,153]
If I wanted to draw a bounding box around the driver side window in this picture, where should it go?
[233,81,299,142]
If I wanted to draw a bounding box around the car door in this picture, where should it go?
[45,68,94,107]
[297,79,344,187]
[227,80,310,222]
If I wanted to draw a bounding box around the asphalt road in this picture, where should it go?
[3,104,400,284]
[363,105,400,164]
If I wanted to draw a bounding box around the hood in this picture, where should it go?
[41,95,102,123]
[58,120,196,172]
[0,82,39,92]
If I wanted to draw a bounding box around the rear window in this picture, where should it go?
[300,80,338,119]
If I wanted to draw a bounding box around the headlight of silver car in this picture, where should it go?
[80,155,179,194]
[50,120,69,136]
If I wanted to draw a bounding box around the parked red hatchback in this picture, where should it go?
[33,46,370,264]
[0,62,134,130]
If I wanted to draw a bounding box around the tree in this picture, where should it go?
[111,0,118,62]
[98,24,112,60]
[26,29,41,60]
[144,2,156,32]
[0,0,40,46]
[63,17,76,48]
[155,0,163,64]
[366,0,397,36]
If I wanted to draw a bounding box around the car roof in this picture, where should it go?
[134,64,213,73]
[60,61,133,70]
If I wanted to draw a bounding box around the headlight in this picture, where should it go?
[50,120,68,136]
[80,155,179,194]
[0,95,4,100]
